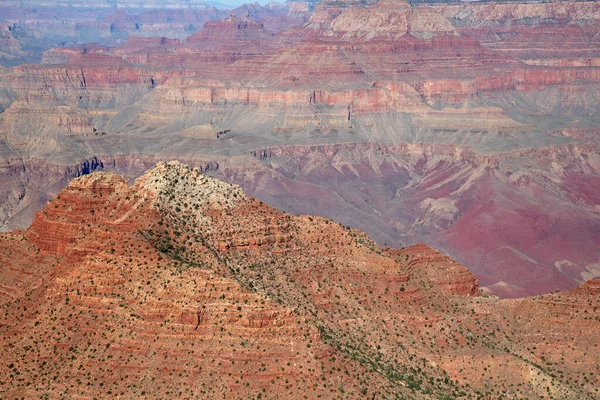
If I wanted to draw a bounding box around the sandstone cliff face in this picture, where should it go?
[432,1,600,26]
[325,3,456,40]
[0,163,598,399]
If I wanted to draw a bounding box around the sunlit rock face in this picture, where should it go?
[1,162,599,398]
[0,0,600,297]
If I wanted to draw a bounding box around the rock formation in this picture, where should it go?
[0,0,305,66]
[0,162,598,399]
[0,0,599,298]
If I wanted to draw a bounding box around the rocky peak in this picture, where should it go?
[137,160,249,213]
[224,12,255,23]
[184,11,271,48]
[395,243,480,296]
[1,162,599,398]
[222,12,264,28]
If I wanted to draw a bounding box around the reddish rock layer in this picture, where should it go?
[0,163,598,399]
[1,0,600,301]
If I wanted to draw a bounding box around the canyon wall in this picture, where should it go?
[0,0,599,297]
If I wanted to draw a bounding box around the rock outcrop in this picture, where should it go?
[1,0,600,300]
[0,163,598,399]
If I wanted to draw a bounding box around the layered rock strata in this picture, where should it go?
[0,0,599,298]
[0,162,598,399]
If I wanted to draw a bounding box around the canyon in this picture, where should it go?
[0,0,599,300]
[1,162,599,399]
[0,0,299,66]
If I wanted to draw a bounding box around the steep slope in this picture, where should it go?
[1,162,599,399]
[0,163,389,399]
